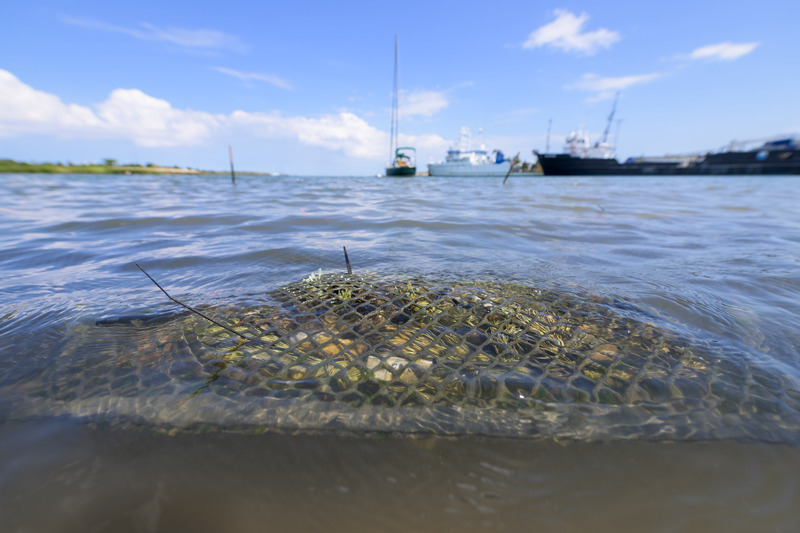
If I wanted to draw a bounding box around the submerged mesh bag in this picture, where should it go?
[11,273,800,441]
[194,275,797,425]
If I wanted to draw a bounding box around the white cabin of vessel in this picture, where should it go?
[428,126,511,176]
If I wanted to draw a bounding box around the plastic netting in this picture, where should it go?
[190,274,781,412]
[6,273,800,441]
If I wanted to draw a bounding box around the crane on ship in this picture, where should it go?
[600,92,620,146]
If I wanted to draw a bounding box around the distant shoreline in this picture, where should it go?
[0,159,277,176]
[0,159,541,177]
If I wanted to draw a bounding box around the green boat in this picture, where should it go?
[386,147,416,177]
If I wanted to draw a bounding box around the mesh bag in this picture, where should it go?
[11,273,799,441]
[191,274,790,415]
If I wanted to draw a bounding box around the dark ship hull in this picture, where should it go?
[385,165,416,177]
[537,140,800,176]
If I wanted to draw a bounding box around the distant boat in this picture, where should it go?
[428,127,511,177]
[535,94,800,175]
[537,136,800,176]
[386,35,416,177]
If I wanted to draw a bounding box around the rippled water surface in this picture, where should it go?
[1,173,799,532]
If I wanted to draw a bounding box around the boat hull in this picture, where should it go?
[537,150,800,176]
[428,161,512,177]
[385,166,416,177]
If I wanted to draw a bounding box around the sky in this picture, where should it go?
[1,1,798,175]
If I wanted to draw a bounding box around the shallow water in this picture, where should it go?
[1,173,800,531]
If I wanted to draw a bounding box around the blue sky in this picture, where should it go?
[1,1,797,175]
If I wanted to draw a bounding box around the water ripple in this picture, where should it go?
[2,174,800,531]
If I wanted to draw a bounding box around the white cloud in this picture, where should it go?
[568,72,661,101]
[0,69,448,161]
[0,69,103,135]
[688,41,760,61]
[230,110,385,159]
[61,16,247,53]
[230,111,449,162]
[140,23,244,51]
[570,72,662,92]
[214,67,292,90]
[95,89,223,147]
[523,9,620,55]
[0,70,223,146]
[399,90,449,118]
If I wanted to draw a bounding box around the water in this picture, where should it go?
[1,173,799,531]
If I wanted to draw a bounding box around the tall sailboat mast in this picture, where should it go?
[389,34,399,164]
[385,35,416,176]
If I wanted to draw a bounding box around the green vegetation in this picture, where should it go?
[512,160,542,174]
[302,269,323,283]
[0,159,202,175]
[338,288,352,300]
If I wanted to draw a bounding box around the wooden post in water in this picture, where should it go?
[229,145,236,185]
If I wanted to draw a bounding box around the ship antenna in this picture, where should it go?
[602,92,620,144]
[546,118,552,153]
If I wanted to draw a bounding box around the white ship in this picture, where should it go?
[428,127,511,177]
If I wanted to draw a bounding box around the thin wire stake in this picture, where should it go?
[343,246,352,274]
[503,152,520,185]
[136,264,263,344]
[229,145,236,185]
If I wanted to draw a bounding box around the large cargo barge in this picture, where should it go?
[537,95,800,175]
[536,137,800,176]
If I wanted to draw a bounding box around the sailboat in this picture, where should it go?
[386,34,416,177]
